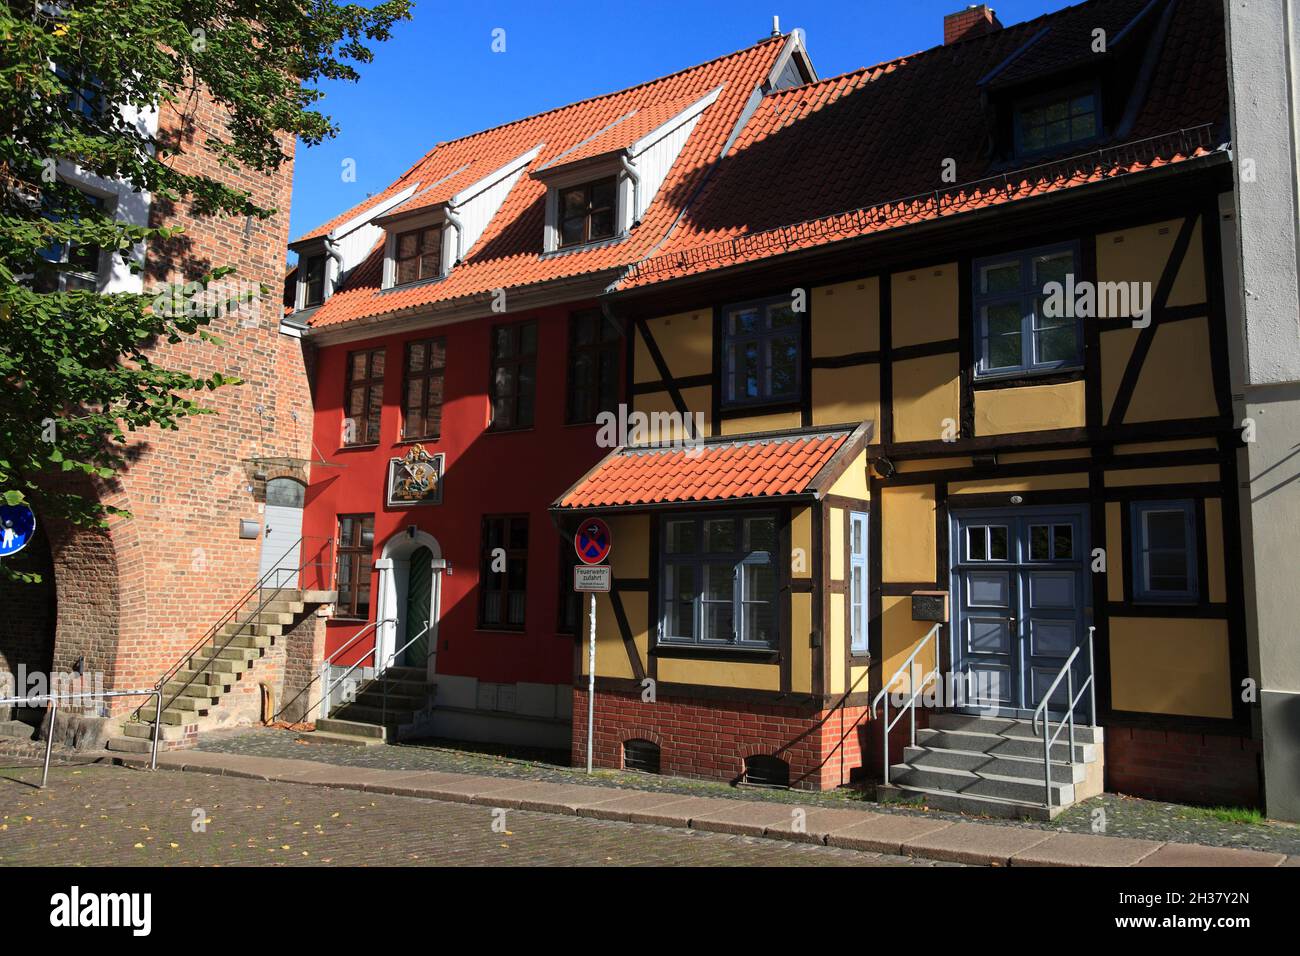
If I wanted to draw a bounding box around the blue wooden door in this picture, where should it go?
[950,507,1088,717]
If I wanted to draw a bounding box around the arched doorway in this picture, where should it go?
[259,478,306,587]
[374,529,442,678]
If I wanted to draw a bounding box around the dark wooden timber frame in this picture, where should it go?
[593,161,1249,735]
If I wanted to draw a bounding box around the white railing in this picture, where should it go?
[870,622,942,789]
[1,688,161,787]
[1031,625,1097,807]
[315,618,395,720]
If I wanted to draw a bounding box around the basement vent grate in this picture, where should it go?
[743,754,791,789]
[623,739,661,774]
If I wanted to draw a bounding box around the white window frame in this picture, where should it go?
[381,210,452,290]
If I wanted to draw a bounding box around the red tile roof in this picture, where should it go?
[555,429,856,510]
[300,38,790,330]
[619,0,1228,289]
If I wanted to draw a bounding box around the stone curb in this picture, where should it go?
[107,751,1293,868]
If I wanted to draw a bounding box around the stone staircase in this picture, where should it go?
[105,589,335,754]
[879,713,1104,820]
[310,665,437,746]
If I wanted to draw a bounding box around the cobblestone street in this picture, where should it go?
[0,761,944,867]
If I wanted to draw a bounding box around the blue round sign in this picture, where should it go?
[0,503,36,559]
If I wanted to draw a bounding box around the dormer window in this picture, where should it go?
[1014,86,1099,157]
[395,224,442,284]
[559,177,617,248]
[301,253,326,308]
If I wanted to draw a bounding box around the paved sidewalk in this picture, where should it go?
[114,748,1294,867]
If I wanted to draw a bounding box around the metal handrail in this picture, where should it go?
[1,688,161,787]
[379,622,431,727]
[870,622,942,790]
[315,618,395,720]
[134,536,333,723]
[1031,625,1097,807]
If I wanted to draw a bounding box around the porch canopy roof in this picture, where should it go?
[551,422,871,514]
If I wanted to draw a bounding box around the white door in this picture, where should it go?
[259,478,304,587]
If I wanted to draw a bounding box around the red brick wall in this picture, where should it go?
[573,688,873,790]
[29,84,315,717]
[1104,726,1262,808]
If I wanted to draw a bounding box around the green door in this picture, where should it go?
[403,547,433,667]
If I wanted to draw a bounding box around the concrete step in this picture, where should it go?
[225,633,273,649]
[187,653,253,673]
[158,708,194,726]
[169,669,233,689]
[889,763,1074,806]
[106,736,153,754]
[167,696,210,714]
[162,681,221,700]
[902,745,1085,784]
[123,721,187,741]
[218,622,282,638]
[302,730,386,747]
[348,690,430,711]
[245,610,295,626]
[254,600,305,616]
[878,783,1060,821]
[301,590,337,605]
[364,677,434,696]
[917,727,1096,763]
[330,703,413,726]
[314,717,391,744]
[382,666,426,681]
[926,713,1103,745]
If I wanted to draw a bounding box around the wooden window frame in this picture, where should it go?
[301,253,326,308]
[557,176,618,248]
[972,242,1082,381]
[658,511,779,649]
[344,347,385,447]
[1130,500,1198,604]
[488,321,537,431]
[394,224,443,285]
[849,511,869,654]
[401,337,447,441]
[478,514,529,631]
[565,309,621,424]
[721,296,802,408]
[334,514,375,620]
[1013,84,1102,158]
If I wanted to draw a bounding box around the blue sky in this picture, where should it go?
[288,0,1076,246]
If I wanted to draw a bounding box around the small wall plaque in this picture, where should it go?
[911,590,949,623]
[386,444,444,507]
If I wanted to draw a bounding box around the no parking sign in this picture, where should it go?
[574,517,612,565]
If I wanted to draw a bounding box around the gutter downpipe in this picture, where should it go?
[324,236,344,301]
[444,202,465,264]
[619,153,642,228]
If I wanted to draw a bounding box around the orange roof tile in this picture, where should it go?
[619,0,1228,289]
[300,38,790,330]
[554,427,858,510]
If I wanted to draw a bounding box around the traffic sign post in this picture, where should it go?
[573,518,613,774]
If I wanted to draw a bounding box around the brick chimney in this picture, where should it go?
[944,4,1002,45]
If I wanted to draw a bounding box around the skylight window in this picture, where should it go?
[1014,88,1099,156]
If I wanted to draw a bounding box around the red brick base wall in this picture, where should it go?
[1104,726,1262,808]
[572,688,872,790]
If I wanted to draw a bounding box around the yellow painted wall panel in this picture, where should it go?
[791,591,813,694]
[606,514,650,579]
[881,596,939,695]
[829,591,846,694]
[830,507,845,581]
[974,380,1086,435]
[891,264,958,347]
[827,449,871,500]
[882,485,936,582]
[1096,217,1206,310]
[812,364,880,429]
[892,354,961,443]
[583,591,646,680]
[1105,464,1219,487]
[721,410,802,435]
[634,310,712,382]
[1101,327,1139,421]
[631,386,711,439]
[1109,617,1232,718]
[657,656,781,690]
[948,473,1089,495]
[1106,502,1125,602]
[792,506,812,579]
[1124,318,1219,423]
[1204,498,1226,604]
[812,278,879,356]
